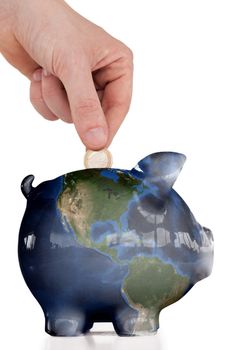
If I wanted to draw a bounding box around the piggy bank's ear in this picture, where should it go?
[131,152,186,197]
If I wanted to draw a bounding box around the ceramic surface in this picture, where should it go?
[18,152,214,336]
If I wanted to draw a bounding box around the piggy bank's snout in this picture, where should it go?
[203,226,214,242]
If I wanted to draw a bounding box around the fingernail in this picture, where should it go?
[84,127,107,148]
[43,68,51,77]
[32,69,42,82]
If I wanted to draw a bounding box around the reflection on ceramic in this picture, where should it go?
[43,325,164,350]
[18,152,214,336]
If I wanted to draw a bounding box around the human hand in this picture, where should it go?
[0,0,133,150]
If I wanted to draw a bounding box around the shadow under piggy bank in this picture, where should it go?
[18,151,214,336]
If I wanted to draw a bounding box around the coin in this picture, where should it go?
[84,149,113,169]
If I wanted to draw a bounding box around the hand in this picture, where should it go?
[0,0,133,150]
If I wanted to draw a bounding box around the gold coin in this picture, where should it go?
[84,149,113,169]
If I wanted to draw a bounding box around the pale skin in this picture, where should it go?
[0,0,133,150]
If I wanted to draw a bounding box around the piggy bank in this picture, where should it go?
[18,152,213,336]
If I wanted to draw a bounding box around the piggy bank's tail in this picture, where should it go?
[21,175,35,199]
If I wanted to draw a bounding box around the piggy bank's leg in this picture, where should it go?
[45,310,93,336]
[131,310,159,336]
[112,307,138,336]
[113,307,159,336]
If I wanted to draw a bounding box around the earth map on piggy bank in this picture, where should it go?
[19,152,214,335]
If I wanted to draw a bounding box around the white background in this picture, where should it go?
[0,0,232,349]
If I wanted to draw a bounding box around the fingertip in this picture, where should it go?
[32,68,43,82]
[42,68,51,77]
[71,98,109,150]
[79,126,108,150]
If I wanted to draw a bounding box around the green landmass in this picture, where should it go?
[57,169,142,262]
[122,256,190,314]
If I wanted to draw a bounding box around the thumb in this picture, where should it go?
[60,59,108,150]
